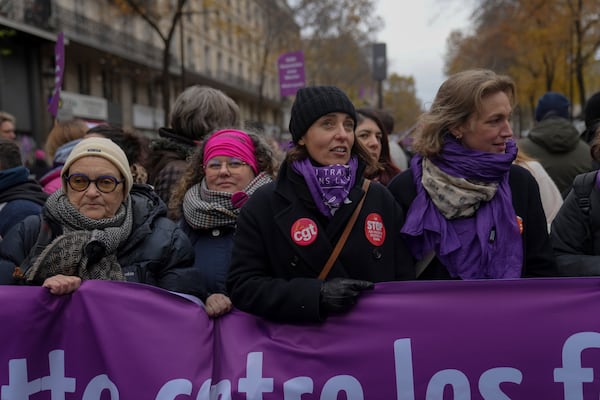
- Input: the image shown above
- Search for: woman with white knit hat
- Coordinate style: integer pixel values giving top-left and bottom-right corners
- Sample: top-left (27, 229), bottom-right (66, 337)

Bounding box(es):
top-left (0, 137), bottom-right (200, 296)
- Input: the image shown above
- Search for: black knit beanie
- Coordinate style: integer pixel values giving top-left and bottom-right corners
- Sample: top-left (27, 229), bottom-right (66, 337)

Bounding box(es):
top-left (288, 86), bottom-right (357, 143)
top-left (585, 91), bottom-right (600, 130)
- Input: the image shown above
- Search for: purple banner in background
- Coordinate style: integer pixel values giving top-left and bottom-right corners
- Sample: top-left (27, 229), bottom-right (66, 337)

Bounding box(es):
top-left (2, 278), bottom-right (600, 398)
top-left (278, 51), bottom-right (305, 97)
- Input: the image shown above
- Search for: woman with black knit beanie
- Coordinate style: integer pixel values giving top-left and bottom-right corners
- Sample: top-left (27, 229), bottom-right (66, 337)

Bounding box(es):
top-left (226, 85), bottom-right (415, 323)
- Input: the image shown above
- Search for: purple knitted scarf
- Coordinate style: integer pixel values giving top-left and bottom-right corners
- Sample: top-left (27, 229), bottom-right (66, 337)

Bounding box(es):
top-left (292, 156), bottom-right (358, 218)
top-left (402, 134), bottom-right (523, 279)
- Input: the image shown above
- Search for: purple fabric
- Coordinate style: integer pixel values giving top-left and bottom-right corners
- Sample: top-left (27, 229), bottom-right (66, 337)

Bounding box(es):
top-left (292, 156), bottom-right (358, 218)
top-left (402, 135), bottom-right (522, 278)
top-left (3, 279), bottom-right (600, 398)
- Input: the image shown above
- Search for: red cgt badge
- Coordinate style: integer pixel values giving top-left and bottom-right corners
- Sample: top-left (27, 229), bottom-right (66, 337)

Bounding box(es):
top-left (291, 218), bottom-right (318, 246)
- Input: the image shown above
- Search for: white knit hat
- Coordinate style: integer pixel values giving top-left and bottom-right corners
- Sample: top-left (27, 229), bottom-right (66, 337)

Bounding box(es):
top-left (61, 137), bottom-right (133, 195)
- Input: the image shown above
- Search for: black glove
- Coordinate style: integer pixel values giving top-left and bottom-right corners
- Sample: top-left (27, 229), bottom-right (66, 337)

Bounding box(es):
top-left (319, 278), bottom-right (374, 315)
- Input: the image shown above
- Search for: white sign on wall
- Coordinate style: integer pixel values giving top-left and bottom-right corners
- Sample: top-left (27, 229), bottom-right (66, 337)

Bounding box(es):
top-left (59, 91), bottom-right (108, 121)
top-left (133, 104), bottom-right (164, 130)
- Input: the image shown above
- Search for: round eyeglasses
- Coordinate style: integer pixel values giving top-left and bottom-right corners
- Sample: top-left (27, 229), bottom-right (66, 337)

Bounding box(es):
top-left (203, 158), bottom-right (249, 174)
top-left (65, 173), bottom-right (124, 193)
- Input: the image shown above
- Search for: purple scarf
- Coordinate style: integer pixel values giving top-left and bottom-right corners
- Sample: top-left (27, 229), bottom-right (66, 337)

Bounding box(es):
top-left (292, 156), bottom-right (358, 218)
top-left (402, 135), bottom-right (523, 279)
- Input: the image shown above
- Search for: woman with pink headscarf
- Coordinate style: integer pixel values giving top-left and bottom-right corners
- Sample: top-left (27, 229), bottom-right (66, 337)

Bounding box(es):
top-left (169, 129), bottom-right (277, 317)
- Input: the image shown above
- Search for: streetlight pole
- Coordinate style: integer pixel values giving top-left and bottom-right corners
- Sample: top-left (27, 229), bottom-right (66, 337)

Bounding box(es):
top-left (372, 43), bottom-right (387, 109)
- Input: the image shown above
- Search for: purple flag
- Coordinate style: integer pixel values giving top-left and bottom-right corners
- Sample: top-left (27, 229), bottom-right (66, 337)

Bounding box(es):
top-left (47, 32), bottom-right (65, 117)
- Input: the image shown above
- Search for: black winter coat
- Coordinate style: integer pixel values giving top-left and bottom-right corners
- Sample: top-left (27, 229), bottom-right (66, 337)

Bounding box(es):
top-left (387, 164), bottom-right (557, 279)
top-left (226, 161), bottom-right (415, 323)
top-left (551, 170), bottom-right (600, 275)
top-left (0, 184), bottom-right (201, 296)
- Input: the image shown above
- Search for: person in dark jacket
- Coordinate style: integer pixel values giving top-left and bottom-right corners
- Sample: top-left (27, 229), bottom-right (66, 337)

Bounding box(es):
top-left (0, 137), bottom-right (199, 296)
top-left (581, 90), bottom-right (600, 145)
top-left (169, 129), bottom-right (276, 317)
top-left (226, 86), bottom-right (415, 323)
top-left (388, 69), bottom-right (557, 280)
top-left (551, 128), bottom-right (600, 275)
top-left (146, 85), bottom-right (241, 216)
top-left (0, 138), bottom-right (48, 238)
top-left (518, 91), bottom-right (592, 195)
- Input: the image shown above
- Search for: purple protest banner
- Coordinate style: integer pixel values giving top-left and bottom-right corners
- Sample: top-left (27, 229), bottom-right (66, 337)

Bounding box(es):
top-left (2, 278), bottom-right (600, 398)
top-left (47, 32), bottom-right (65, 117)
top-left (278, 51), bottom-right (305, 97)
top-left (0, 282), bottom-right (214, 399)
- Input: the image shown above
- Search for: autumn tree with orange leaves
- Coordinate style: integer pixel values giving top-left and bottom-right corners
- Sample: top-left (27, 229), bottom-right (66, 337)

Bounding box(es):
top-left (445, 0), bottom-right (600, 125)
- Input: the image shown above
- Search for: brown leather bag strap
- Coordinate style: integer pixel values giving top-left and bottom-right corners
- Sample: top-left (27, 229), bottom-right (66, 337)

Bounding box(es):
top-left (318, 179), bottom-right (371, 280)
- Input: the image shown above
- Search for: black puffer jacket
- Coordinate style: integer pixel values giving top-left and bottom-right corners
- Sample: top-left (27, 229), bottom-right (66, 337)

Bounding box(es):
top-left (0, 184), bottom-right (200, 296)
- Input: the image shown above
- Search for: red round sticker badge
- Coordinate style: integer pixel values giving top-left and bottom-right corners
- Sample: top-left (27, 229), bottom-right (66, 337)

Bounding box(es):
top-left (516, 215), bottom-right (524, 234)
top-left (291, 218), bottom-right (318, 246)
top-left (364, 213), bottom-right (386, 246)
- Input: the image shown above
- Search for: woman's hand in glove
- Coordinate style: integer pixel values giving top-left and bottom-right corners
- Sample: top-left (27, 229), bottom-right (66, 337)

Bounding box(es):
top-left (319, 278), bottom-right (374, 315)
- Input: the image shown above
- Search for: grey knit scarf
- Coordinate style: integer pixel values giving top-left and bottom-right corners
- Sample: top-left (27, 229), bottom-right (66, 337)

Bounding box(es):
top-left (182, 172), bottom-right (272, 230)
top-left (24, 189), bottom-right (133, 284)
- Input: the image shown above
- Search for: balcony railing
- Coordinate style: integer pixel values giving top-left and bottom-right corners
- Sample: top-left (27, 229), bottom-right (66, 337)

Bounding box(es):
top-left (53, 4), bottom-right (165, 69)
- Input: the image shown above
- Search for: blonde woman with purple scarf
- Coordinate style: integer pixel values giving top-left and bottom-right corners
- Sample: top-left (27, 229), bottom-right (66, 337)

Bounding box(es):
top-left (388, 69), bottom-right (557, 280)
top-left (226, 86), bottom-right (415, 323)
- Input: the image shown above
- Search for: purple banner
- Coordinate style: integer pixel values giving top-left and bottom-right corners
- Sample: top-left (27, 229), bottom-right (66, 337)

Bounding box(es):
top-left (47, 32), bottom-right (65, 117)
top-left (278, 51), bottom-right (305, 97)
top-left (2, 278), bottom-right (600, 398)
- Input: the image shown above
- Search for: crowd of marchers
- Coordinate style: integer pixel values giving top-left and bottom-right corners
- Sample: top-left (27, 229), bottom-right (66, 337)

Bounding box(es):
top-left (1, 69), bottom-right (600, 323)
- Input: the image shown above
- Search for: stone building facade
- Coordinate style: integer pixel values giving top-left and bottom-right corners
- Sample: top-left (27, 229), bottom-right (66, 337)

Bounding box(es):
top-left (0, 0), bottom-right (299, 146)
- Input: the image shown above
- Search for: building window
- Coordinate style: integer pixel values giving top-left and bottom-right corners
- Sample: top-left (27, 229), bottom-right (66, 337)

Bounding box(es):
top-left (77, 63), bottom-right (90, 95)
top-left (187, 37), bottom-right (194, 69)
top-left (131, 78), bottom-right (138, 104)
top-left (227, 18), bottom-right (233, 47)
top-left (204, 45), bottom-right (211, 73)
top-left (147, 83), bottom-right (155, 108)
top-left (102, 69), bottom-right (113, 101)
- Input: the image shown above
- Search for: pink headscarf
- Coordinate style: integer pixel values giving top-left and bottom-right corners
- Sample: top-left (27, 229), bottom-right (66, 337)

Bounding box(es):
top-left (203, 129), bottom-right (258, 174)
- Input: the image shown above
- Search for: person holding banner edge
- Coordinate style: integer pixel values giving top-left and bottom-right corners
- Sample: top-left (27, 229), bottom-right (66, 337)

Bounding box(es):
top-left (0, 137), bottom-right (200, 296)
top-left (387, 69), bottom-right (557, 279)
top-left (226, 85), bottom-right (415, 323)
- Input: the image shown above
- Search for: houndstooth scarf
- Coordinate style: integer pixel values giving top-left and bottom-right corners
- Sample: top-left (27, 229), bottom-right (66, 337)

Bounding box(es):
top-left (182, 172), bottom-right (272, 230)
top-left (24, 189), bottom-right (133, 284)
